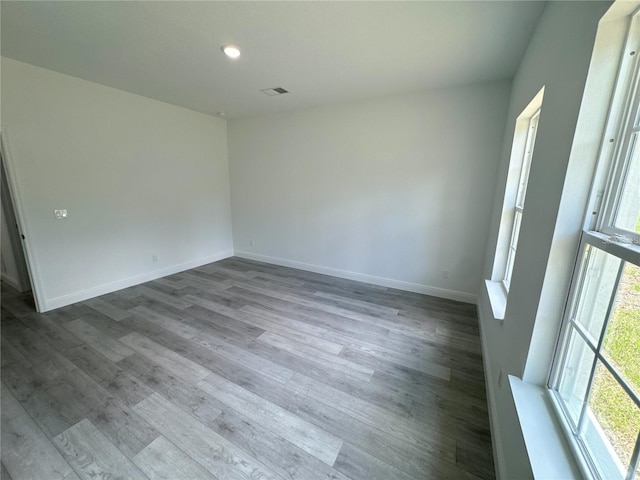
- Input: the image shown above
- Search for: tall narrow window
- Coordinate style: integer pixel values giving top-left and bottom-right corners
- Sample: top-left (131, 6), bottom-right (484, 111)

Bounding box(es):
top-left (485, 90), bottom-right (544, 320)
top-left (550, 11), bottom-right (640, 480)
top-left (503, 109), bottom-right (541, 290)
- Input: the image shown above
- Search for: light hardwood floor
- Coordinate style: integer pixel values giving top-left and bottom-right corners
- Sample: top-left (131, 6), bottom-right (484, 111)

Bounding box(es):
top-left (0, 257), bottom-right (495, 480)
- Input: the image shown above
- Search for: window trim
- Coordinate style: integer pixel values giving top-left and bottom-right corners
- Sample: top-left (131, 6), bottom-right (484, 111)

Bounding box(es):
top-left (548, 232), bottom-right (640, 480)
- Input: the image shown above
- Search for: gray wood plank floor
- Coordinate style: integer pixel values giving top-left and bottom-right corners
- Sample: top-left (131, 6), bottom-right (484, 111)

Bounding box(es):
top-left (1, 257), bottom-right (494, 480)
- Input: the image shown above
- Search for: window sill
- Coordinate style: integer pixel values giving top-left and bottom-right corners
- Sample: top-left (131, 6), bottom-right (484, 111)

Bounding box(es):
top-left (509, 376), bottom-right (583, 479)
top-left (485, 280), bottom-right (506, 320)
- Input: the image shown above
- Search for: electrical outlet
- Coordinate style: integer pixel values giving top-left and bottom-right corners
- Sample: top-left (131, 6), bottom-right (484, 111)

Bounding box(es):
top-left (442, 270), bottom-right (450, 279)
top-left (250, 240), bottom-right (255, 247)
top-left (54, 209), bottom-right (68, 219)
top-left (152, 255), bottom-right (158, 263)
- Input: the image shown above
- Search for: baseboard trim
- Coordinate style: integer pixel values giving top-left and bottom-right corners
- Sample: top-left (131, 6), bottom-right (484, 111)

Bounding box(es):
top-left (1, 271), bottom-right (22, 291)
top-left (42, 250), bottom-right (234, 312)
top-left (234, 251), bottom-right (477, 304)
top-left (478, 305), bottom-right (507, 480)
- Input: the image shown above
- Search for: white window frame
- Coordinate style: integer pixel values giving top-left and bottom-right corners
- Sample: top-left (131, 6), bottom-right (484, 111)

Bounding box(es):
top-left (549, 9), bottom-right (640, 480)
top-left (503, 109), bottom-right (541, 291)
top-left (549, 232), bottom-right (640, 480)
top-left (593, 12), bottom-right (640, 242)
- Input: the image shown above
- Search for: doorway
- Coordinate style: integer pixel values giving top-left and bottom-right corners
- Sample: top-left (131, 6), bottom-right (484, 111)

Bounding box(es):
top-left (1, 130), bottom-right (41, 311)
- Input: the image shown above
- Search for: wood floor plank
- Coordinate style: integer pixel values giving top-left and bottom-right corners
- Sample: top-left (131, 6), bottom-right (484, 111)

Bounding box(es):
top-left (1, 382), bottom-right (25, 422)
top-left (1, 386), bottom-right (76, 480)
top-left (19, 313), bottom-right (84, 351)
top-left (225, 287), bottom-right (402, 348)
top-left (133, 393), bottom-right (280, 480)
top-left (2, 415), bottom-right (74, 480)
top-left (135, 285), bottom-right (192, 310)
top-left (191, 332), bottom-right (295, 384)
top-left (127, 305), bottom-right (199, 339)
top-left (247, 338), bottom-right (371, 388)
top-left (65, 344), bottom-right (154, 407)
top-left (83, 297), bottom-right (131, 321)
top-left (293, 393), bottom-right (463, 480)
top-left (2, 297), bottom-right (35, 318)
top-left (53, 419), bottom-right (149, 480)
top-left (248, 270), bottom-right (306, 288)
top-left (257, 331), bottom-right (373, 381)
top-left (210, 409), bottom-right (351, 480)
top-left (85, 394), bottom-right (159, 458)
top-left (3, 327), bottom-right (76, 380)
top-left (237, 308), bottom-right (344, 355)
top-left (75, 308), bottom-right (133, 339)
top-left (182, 304), bottom-right (263, 347)
top-left (0, 338), bottom-right (32, 368)
top-left (197, 371), bottom-right (343, 466)
top-left (64, 319), bottom-right (135, 362)
top-left (287, 372), bottom-right (456, 449)
top-left (119, 332), bottom-right (210, 384)
top-left (133, 435), bottom-right (218, 480)
top-left (1, 363), bottom-right (86, 439)
top-left (117, 353), bottom-right (225, 428)
top-left (240, 305), bottom-right (338, 341)
top-left (151, 276), bottom-right (190, 291)
top-left (23, 362), bottom-right (159, 458)
top-left (313, 291), bottom-right (400, 317)
top-left (333, 442), bottom-right (415, 480)
top-left (228, 283), bottom-right (390, 326)
top-left (181, 292), bottom-right (244, 318)
top-left (176, 271), bottom-right (233, 291)
top-left (339, 343), bottom-right (451, 381)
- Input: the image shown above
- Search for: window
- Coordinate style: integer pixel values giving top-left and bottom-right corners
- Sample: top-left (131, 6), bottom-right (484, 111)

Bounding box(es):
top-left (550, 11), bottom-right (640, 480)
top-left (503, 109), bottom-right (541, 290)
top-left (485, 89), bottom-right (544, 320)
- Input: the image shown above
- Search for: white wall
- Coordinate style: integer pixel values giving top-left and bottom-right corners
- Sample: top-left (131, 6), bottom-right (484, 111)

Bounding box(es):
top-left (1, 58), bottom-right (233, 311)
top-left (229, 82), bottom-right (511, 302)
top-left (478, 2), bottom-right (613, 479)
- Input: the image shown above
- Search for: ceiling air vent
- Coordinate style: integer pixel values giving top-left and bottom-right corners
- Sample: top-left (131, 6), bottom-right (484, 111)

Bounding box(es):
top-left (260, 87), bottom-right (289, 96)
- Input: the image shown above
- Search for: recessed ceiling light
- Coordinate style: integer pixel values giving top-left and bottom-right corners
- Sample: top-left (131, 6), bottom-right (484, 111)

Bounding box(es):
top-left (222, 45), bottom-right (241, 59)
top-left (216, 112), bottom-right (227, 117)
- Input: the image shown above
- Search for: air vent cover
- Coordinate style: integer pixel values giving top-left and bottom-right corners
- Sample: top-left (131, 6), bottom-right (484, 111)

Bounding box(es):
top-left (260, 87), bottom-right (289, 96)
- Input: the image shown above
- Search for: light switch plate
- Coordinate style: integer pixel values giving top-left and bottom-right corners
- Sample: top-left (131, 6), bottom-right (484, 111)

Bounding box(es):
top-left (54, 209), bottom-right (68, 219)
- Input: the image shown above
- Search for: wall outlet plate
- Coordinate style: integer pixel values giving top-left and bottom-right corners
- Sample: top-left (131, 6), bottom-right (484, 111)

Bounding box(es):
top-left (54, 209), bottom-right (68, 219)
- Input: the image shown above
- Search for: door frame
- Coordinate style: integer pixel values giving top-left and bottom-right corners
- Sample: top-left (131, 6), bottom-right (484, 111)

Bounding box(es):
top-left (1, 126), bottom-right (46, 312)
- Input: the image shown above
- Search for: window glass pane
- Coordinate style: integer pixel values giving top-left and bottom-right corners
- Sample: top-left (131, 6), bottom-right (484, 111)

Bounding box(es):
top-left (515, 114), bottom-right (539, 208)
top-left (504, 248), bottom-right (515, 288)
top-left (573, 246), bottom-right (623, 345)
top-left (511, 210), bottom-right (522, 250)
top-left (614, 132), bottom-right (640, 233)
top-left (603, 262), bottom-right (640, 398)
top-left (503, 211), bottom-right (522, 288)
top-left (558, 328), bottom-right (595, 426)
top-left (586, 362), bottom-right (640, 479)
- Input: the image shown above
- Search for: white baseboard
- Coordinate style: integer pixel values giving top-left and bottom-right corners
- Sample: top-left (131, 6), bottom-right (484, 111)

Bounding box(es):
top-left (42, 250), bottom-right (234, 312)
top-left (1, 271), bottom-right (22, 291)
top-left (478, 305), bottom-right (507, 480)
top-left (234, 250), bottom-right (477, 304)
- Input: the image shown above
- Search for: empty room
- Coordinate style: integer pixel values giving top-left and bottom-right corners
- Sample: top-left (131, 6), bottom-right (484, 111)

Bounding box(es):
top-left (1, 1), bottom-right (639, 479)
